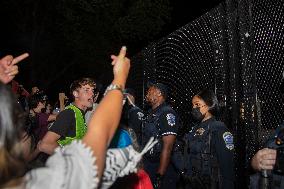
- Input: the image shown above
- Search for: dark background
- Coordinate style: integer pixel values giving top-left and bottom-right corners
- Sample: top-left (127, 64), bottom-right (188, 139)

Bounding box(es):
top-left (136, 1), bottom-right (284, 188)
top-left (0, 0), bottom-right (222, 101)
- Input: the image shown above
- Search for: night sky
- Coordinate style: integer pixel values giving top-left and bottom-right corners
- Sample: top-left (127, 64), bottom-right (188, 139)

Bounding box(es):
top-left (0, 0), bottom-right (222, 101)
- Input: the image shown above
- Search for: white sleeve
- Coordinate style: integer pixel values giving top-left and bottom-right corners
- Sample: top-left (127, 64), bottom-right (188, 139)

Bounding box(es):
top-left (100, 138), bottom-right (158, 189)
top-left (25, 141), bottom-right (99, 189)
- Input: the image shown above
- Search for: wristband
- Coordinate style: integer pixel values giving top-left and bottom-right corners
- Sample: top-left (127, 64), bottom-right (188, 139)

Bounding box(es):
top-left (104, 84), bottom-right (123, 96)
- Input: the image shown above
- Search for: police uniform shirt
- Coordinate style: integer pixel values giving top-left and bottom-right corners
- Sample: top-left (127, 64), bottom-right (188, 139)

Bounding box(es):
top-left (151, 103), bottom-right (178, 137)
top-left (143, 103), bottom-right (179, 189)
top-left (188, 117), bottom-right (234, 189)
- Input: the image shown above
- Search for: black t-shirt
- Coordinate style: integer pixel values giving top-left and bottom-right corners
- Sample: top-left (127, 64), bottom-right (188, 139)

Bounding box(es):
top-left (49, 108), bottom-right (85, 140)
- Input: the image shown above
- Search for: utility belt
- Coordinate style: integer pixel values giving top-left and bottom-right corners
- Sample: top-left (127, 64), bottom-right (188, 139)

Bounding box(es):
top-left (144, 137), bottom-right (184, 157)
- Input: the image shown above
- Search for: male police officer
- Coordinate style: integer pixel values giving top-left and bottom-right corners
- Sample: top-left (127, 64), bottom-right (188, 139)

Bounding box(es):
top-left (251, 123), bottom-right (284, 189)
top-left (142, 83), bottom-right (180, 189)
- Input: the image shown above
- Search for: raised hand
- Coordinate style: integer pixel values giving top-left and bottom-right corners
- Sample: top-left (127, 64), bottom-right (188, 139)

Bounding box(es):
top-left (110, 46), bottom-right (130, 88)
top-left (59, 92), bottom-right (67, 101)
top-left (0, 53), bottom-right (29, 84)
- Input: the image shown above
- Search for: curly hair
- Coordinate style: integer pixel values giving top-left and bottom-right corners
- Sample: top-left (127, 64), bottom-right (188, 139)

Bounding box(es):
top-left (69, 78), bottom-right (96, 100)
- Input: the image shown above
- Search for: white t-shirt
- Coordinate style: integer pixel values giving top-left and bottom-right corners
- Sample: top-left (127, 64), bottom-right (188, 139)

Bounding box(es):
top-left (85, 103), bottom-right (99, 125)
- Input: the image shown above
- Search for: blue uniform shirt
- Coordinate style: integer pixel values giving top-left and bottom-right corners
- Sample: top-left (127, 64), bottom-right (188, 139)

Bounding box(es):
top-left (186, 117), bottom-right (235, 189)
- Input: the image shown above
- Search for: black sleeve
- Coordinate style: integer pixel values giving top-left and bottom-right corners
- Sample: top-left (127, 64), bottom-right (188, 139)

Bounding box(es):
top-left (49, 109), bottom-right (75, 138)
top-left (213, 124), bottom-right (235, 189)
top-left (128, 107), bottom-right (144, 130)
top-left (159, 111), bottom-right (178, 136)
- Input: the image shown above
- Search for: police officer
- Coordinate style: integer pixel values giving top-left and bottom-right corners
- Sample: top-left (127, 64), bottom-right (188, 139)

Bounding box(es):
top-left (251, 123), bottom-right (284, 189)
top-left (142, 83), bottom-right (180, 189)
top-left (184, 89), bottom-right (234, 189)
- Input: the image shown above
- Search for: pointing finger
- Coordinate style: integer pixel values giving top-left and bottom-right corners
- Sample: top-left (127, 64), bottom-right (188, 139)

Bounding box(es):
top-left (11, 53), bottom-right (29, 65)
top-left (117, 46), bottom-right (127, 59)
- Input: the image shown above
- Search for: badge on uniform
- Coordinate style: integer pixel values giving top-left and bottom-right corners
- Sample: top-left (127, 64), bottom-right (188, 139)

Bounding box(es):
top-left (195, 128), bottom-right (205, 136)
top-left (223, 132), bottom-right (234, 150)
top-left (166, 113), bottom-right (176, 126)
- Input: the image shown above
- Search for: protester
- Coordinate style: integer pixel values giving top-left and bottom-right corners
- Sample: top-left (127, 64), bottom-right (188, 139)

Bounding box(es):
top-left (0, 47), bottom-right (157, 189)
top-left (38, 78), bottom-right (96, 154)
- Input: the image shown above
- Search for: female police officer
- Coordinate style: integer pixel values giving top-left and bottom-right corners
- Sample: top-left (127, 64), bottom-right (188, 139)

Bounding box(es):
top-left (184, 89), bottom-right (234, 189)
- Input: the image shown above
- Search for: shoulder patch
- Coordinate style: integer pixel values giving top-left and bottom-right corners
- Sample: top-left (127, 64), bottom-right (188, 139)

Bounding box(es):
top-left (166, 113), bottom-right (176, 126)
top-left (137, 112), bottom-right (144, 120)
top-left (223, 132), bottom-right (234, 150)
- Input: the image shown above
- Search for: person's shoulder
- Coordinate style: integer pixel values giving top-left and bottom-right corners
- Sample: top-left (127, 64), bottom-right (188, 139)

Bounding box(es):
top-left (213, 120), bottom-right (226, 127)
top-left (59, 109), bottom-right (75, 117)
top-left (160, 104), bottom-right (177, 116)
top-left (54, 109), bottom-right (75, 122)
top-left (211, 120), bottom-right (228, 132)
top-left (37, 112), bottom-right (49, 118)
top-left (129, 106), bottom-right (142, 113)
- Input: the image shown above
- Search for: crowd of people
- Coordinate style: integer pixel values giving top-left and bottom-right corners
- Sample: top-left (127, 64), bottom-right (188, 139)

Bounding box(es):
top-left (0, 48), bottom-right (283, 189)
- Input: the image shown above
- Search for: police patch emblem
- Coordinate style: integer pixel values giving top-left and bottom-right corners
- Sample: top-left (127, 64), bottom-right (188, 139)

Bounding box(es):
top-left (195, 128), bottom-right (205, 136)
top-left (166, 113), bottom-right (176, 126)
top-left (137, 112), bottom-right (144, 120)
top-left (223, 132), bottom-right (234, 150)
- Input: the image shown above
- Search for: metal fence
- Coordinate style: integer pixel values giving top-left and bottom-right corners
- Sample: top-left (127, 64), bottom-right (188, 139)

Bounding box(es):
top-left (129, 0), bottom-right (284, 188)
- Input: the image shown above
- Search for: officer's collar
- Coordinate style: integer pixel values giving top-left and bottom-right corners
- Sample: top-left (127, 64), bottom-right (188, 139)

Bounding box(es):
top-left (150, 102), bottom-right (167, 113)
top-left (200, 116), bottom-right (216, 127)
